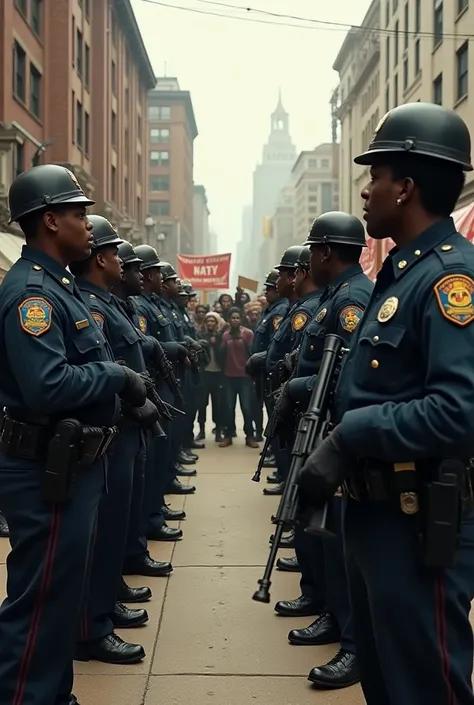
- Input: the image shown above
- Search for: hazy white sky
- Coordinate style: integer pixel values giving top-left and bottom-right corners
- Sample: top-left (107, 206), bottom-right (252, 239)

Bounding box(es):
top-left (131, 0), bottom-right (371, 252)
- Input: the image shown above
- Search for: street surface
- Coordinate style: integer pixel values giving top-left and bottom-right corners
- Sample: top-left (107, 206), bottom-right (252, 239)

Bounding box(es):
top-left (0, 432), bottom-right (365, 705)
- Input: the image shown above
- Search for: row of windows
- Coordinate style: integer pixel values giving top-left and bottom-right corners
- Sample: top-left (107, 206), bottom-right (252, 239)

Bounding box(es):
top-left (148, 106), bottom-right (171, 120)
top-left (385, 0), bottom-right (421, 33)
top-left (72, 21), bottom-right (91, 89)
top-left (12, 41), bottom-right (41, 119)
top-left (109, 166), bottom-right (143, 219)
top-left (149, 200), bottom-right (170, 217)
top-left (434, 0), bottom-right (469, 47)
top-left (307, 158), bottom-right (330, 169)
top-left (15, 0), bottom-right (42, 36)
top-left (361, 73), bottom-right (380, 116)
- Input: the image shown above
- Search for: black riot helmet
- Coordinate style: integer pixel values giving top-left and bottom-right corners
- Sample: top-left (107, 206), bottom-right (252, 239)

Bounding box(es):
top-left (118, 241), bottom-right (142, 265)
top-left (354, 103), bottom-right (472, 171)
top-left (8, 164), bottom-right (95, 223)
top-left (264, 269), bottom-right (279, 288)
top-left (295, 247), bottom-right (311, 269)
top-left (134, 244), bottom-right (162, 270)
top-left (179, 280), bottom-right (197, 297)
top-left (275, 245), bottom-right (304, 271)
top-left (303, 212), bottom-right (367, 248)
top-left (160, 262), bottom-right (178, 281)
top-left (88, 215), bottom-right (123, 250)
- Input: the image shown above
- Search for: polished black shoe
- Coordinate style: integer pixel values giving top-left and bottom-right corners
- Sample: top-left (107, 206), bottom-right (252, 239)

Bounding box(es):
top-left (123, 552), bottom-right (173, 577)
top-left (274, 595), bottom-right (322, 617)
top-left (266, 472), bottom-right (281, 484)
top-left (117, 577), bottom-right (152, 604)
top-left (183, 448), bottom-right (199, 459)
top-left (263, 456), bottom-right (277, 469)
top-left (288, 613), bottom-right (340, 645)
top-left (112, 602), bottom-right (149, 628)
top-left (69, 696), bottom-right (79, 705)
top-left (165, 478), bottom-right (196, 495)
top-left (190, 440), bottom-right (205, 449)
top-left (195, 430), bottom-right (205, 441)
top-left (162, 505), bottom-right (186, 521)
top-left (75, 633), bottom-right (145, 664)
top-left (263, 482), bottom-right (285, 496)
top-left (277, 555), bottom-right (300, 572)
top-left (269, 529), bottom-right (295, 549)
top-left (178, 451), bottom-right (197, 465)
top-left (0, 511), bottom-right (9, 538)
top-left (175, 463), bottom-right (197, 477)
top-left (147, 524), bottom-right (183, 541)
top-left (255, 433), bottom-right (264, 442)
top-left (308, 649), bottom-right (359, 689)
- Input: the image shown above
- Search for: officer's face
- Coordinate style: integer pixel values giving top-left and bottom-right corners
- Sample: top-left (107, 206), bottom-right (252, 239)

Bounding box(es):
top-left (361, 164), bottom-right (402, 239)
top-left (265, 287), bottom-right (278, 304)
top-left (164, 278), bottom-right (179, 298)
top-left (123, 262), bottom-right (142, 296)
top-left (45, 206), bottom-right (93, 261)
top-left (276, 270), bottom-right (295, 298)
top-left (100, 245), bottom-right (122, 287)
top-left (294, 266), bottom-right (307, 296)
top-left (309, 244), bottom-right (330, 286)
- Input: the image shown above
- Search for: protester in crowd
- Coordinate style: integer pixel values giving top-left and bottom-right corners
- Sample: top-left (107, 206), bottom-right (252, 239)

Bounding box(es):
top-left (196, 312), bottom-right (224, 441)
top-left (244, 303), bottom-right (262, 331)
top-left (219, 307), bottom-right (259, 449)
top-left (218, 293), bottom-right (234, 321)
top-left (193, 304), bottom-right (209, 334)
top-left (213, 301), bottom-right (224, 316)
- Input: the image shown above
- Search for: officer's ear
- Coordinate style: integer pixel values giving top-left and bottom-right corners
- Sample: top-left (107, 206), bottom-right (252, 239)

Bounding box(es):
top-left (320, 244), bottom-right (332, 263)
top-left (43, 208), bottom-right (67, 233)
top-left (96, 251), bottom-right (107, 270)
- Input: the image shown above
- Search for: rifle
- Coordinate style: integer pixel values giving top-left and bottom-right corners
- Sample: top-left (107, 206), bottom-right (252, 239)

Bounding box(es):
top-left (150, 343), bottom-right (184, 406)
top-left (252, 333), bottom-right (347, 604)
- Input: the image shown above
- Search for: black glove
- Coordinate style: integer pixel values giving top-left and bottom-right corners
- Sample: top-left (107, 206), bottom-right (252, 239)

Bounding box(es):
top-left (246, 351), bottom-right (267, 378)
top-left (176, 343), bottom-right (189, 363)
top-left (198, 339), bottom-right (210, 350)
top-left (298, 427), bottom-right (352, 503)
top-left (119, 366), bottom-right (148, 407)
top-left (125, 398), bottom-right (160, 427)
top-left (184, 335), bottom-right (201, 353)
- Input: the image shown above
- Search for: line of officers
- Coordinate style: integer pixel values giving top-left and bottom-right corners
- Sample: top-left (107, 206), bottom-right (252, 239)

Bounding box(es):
top-left (0, 163), bottom-right (211, 705)
top-left (248, 101), bottom-right (474, 705)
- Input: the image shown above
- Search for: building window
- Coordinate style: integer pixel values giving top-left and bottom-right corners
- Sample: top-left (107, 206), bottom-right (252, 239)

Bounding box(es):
top-left (111, 61), bottom-right (117, 95)
top-left (111, 165), bottom-right (117, 202)
top-left (85, 44), bottom-right (90, 89)
top-left (13, 142), bottom-right (24, 180)
top-left (308, 183), bottom-right (318, 192)
top-left (385, 0), bottom-right (390, 26)
top-left (137, 196), bottom-right (142, 224)
top-left (76, 101), bottom-right (83, 147)
top-left (72, 17), bottom-right (75, 66)
top-left (321, 183), bottom-right (333, 213)
top-left (150, 128), bottom-right (169, 144)
top-left (31, 0), bottom-right (42, 35)
top-left (125, 88), bottom-right (129, 114)
top-left (84, 111), bottom-right (90, 154)
top-left (308, 196), bottom-right (318, 203)
top-left (149, 175), bottom-right (170, 191)
top-left (385, 37), bottom-right (390, 79)
top-left (308, 159), bottom-right (317, 167)
top-left (13, 41), bottom-right (26, 102)
top-left (393, 0), bottom-right (398, 11)
top-left (124, 177), bottom-right (129, 210)
top-left (457, 42), bottom-right (468, 100)
top-left (29, 64), bottom-right (41, 118)
top-left (434, 0), bottom-right (443, 47)
top-left (110, 10), bottom-right (118, 46)
top-left (394, 21), bottom-right (399, 65)
top-left (394, 73), bottom-right (399, 106)
top-left (15, 0), bottom-right (27, 16)
top-left (148, 105), bottom-right (171, 120)
top-left (433, 73), bottom-right (443, 104)
top-left (76, 29), bottom-right (83, 76)
top-left (72, 90), bottom-right (75, 142)
top-left (149, 200), bottom-right (170, 217)
top-left (415, 0), bottom-right (421, 31)
top-left (415, 39), bottom-right (421, 74)
top-left (321, 159), bottom-right (330, 167)
top-left (458, 0), bottom-right (468, 13)
top-left (149, 150), bottom-right (169, 167)
top-left (385, 85), bottom-right (390, 112)
top-left (111, 111), bottom-right (117, 146)
top-left (403, 57), bottom-right (409, 89)
top-left (137, 153), bottom-right (141, 176)
top-left (85, 0), bottom-right (90, 20)
top-left (124, 129), bottom-right (129, 162)
top-left (404, 4), bottom-right (409, 48)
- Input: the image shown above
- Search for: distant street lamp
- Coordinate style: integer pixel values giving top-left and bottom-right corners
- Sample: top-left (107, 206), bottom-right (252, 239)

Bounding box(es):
top-left (157, 231), bottom-right (166, 255)
top-left (144, 215), bottom-right (155, 242)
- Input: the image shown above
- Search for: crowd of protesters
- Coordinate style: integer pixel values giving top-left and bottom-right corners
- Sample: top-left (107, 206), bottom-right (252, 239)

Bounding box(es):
top-left (186, 287), bottom-right (267, 448)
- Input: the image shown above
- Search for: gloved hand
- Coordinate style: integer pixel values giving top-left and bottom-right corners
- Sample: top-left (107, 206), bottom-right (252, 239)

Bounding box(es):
top-left (184, 335), bottom-right (201, 352)
top-left (125, 398), bottom-right (160, 427)
top-left (246, 351), bottom-right (267, 377)
top-left (176, 343), bottom-right (189, 363)
top-left (298, 427), bottom-right (352, 503)
top-left (119, 366), bottom-right (148, 407)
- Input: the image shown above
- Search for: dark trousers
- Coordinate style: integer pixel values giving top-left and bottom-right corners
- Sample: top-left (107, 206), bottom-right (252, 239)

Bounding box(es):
top-left (294, 525), bottom-right (326, 606)
top-left (323, 497), bottom-right (355, 653)
top-left (224, 376), bottom-right (254, 438)
top-left (124, 430), bottom-right (148, 560)
top-left (0, 452), bottom-right (104, 705)
top-left (182, 374), bottom-right (198, 449)
top-left (142, 429), bottom-right (171, 533)
top-left (79, 428), bottom-right (140, 643)
top-left (198, 371), bottom-right (223, 432)
top-left (345, 499), bottom-right (474, 705)
top-left (251, 383), bottom-right (264, 436)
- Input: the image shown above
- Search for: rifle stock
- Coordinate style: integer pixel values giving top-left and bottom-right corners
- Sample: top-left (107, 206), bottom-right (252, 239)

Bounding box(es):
top-left (252, 333), bottom-right (347, 604)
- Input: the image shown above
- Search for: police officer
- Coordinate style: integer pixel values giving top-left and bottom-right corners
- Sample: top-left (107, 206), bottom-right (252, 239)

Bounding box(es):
top-left (275, 211), bottom-right (373, 690)
top-left (0, 165), bottom-right (147, 705)
top-left (71, 216), bottom-right (173, 664)
top-left (299, 103), bottom-right (474, 704)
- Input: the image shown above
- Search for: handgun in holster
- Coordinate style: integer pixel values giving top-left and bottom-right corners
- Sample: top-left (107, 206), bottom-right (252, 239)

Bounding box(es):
top-left (43, 419), bottom-right (83, 503)
top-left (420, 459), bottom-right (464, 569)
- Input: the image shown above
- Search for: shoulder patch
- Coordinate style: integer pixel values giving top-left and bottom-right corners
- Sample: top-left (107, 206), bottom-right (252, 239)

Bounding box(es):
top-left (273, 315), bottom-right (283, 330)
top-left (339, 305), bottom-right (364, 333)
top-left (138, 315), bottom-right (148, 333)
top-left (291, 312), bottom-right (309, 331)
top-left (433, 274), bottom-right (474, 326)
top-left (18, 297), bottom-right (52, 337)
top-left (91, 312), bottom-right (105, 330)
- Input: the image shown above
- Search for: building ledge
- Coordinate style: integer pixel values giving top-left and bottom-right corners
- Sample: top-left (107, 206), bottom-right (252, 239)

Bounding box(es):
top-left (114, 0), bottom-right (155, 89)
top-left (0, 125), bottom-right (23, 153)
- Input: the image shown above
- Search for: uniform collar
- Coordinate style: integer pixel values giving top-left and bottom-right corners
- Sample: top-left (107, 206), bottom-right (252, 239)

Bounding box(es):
top-left (298, 289), bottom-right (321, 304)
top-left (321, 264), bottom-right (362, 302)
top-left (21, 245), bottom-right (76, 294)
top-left (389, 218), bottom-right (456, 279)
top-left (75, 278), bottom-right (112, 302)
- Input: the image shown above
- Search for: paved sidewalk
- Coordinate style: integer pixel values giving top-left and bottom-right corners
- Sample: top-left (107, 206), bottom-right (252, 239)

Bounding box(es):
top-left (0, 434), bottom-right (365, 704)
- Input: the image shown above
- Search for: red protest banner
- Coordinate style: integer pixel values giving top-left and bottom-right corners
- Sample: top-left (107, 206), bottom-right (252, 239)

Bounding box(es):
top-left (177, 253), bottom-right (232, 290)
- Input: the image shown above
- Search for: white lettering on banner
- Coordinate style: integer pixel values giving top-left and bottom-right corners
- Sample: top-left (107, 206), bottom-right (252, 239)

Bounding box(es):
top-left (193, 265), bottom-right (219, 276)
